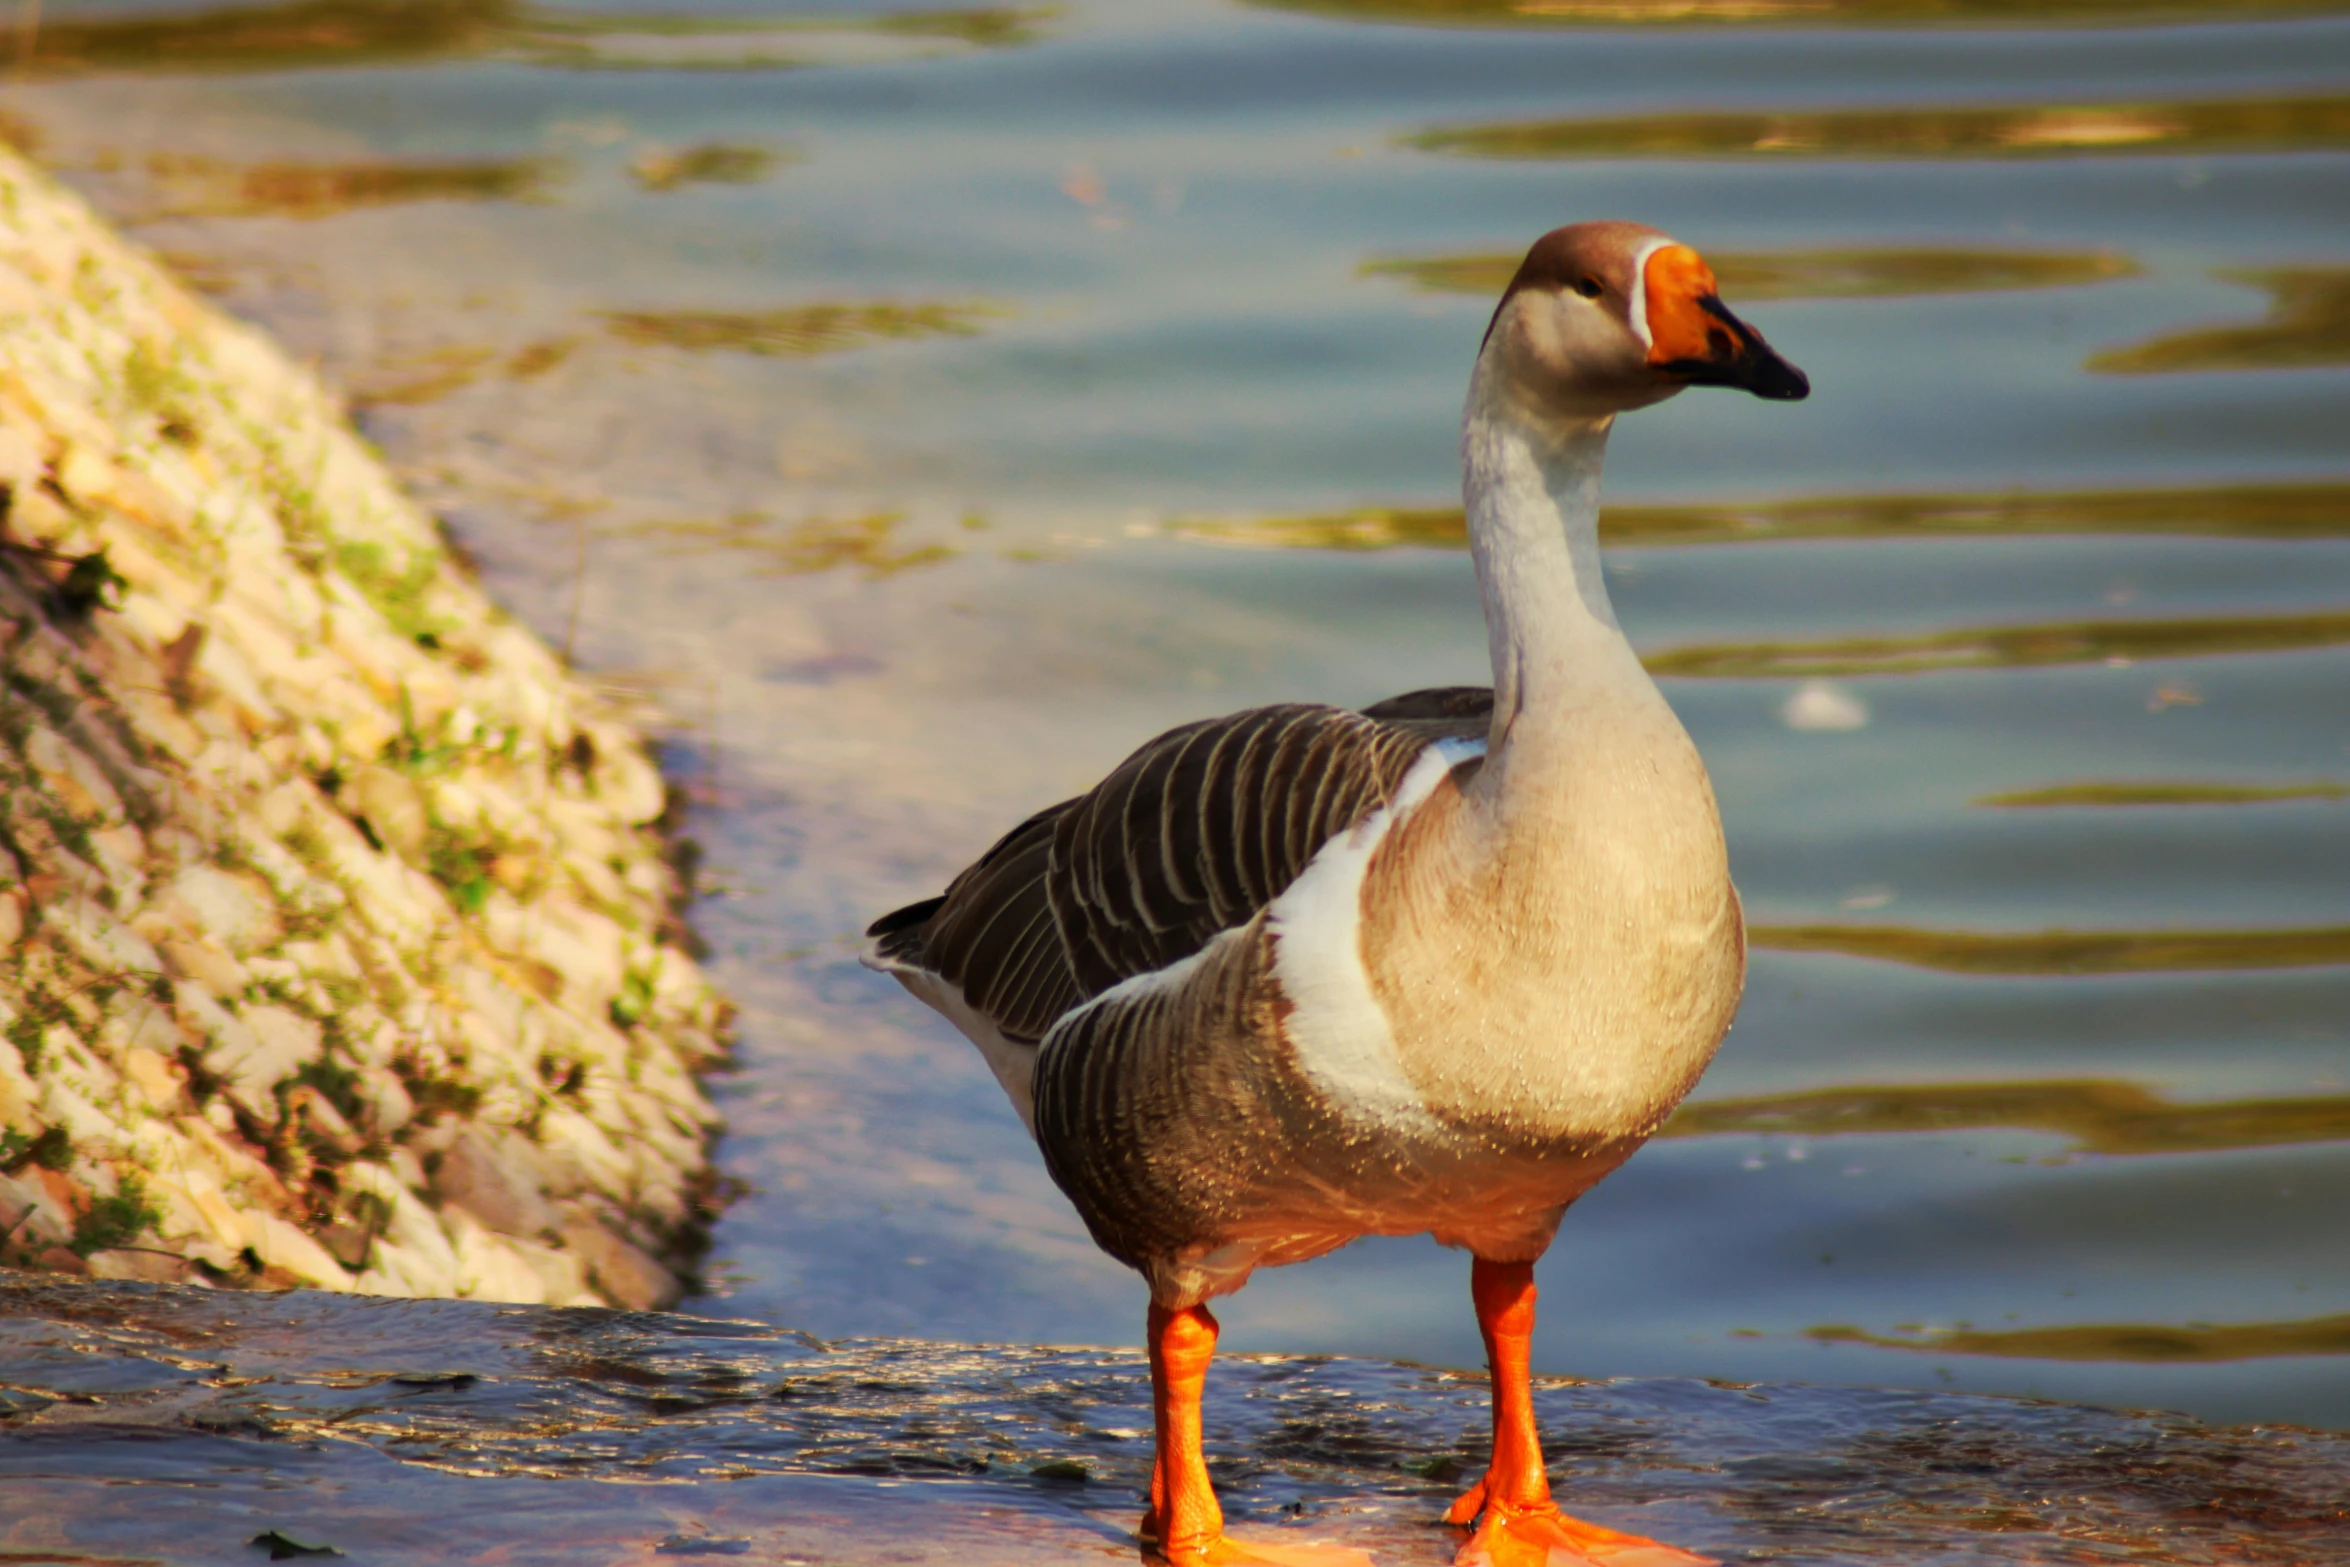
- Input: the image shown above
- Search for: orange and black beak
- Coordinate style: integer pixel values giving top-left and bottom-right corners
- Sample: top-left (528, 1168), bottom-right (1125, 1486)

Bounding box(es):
top-left (1643, 244), bottom-right (1809, 402)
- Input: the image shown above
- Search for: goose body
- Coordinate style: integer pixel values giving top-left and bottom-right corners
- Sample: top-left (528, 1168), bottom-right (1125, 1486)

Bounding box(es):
top-left (865, 221), bottom-right (1806, 1567)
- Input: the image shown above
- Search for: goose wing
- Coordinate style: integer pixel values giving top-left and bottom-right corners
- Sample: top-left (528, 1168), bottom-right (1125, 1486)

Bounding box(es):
top-left (865, 688), bottom-right (1491, 1043)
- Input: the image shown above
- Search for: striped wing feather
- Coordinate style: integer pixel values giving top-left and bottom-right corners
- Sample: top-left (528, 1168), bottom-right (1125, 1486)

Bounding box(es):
top-left (869, 689), bottom-right (1492, 1042)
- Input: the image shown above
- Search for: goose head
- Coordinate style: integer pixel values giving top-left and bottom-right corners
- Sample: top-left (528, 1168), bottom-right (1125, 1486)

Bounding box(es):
top-left (1477, 221), bottom-right (1809, 425)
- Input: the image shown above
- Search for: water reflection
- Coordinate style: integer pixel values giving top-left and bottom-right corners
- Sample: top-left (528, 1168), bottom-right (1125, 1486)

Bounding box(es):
top-left (1178, 481), bottom-right (2350, 553)
top-left (1747, 922), bottom-right (2350, 973)
top-left (1252, 0), bottom-right (2350, 27)
top-left (1664, 1077), bottom-right (2350, 1156)
top-left (13, 0), bottom-right (1048, 78)
top-left (600, 302), bottom-right (1004, 357)
top-left (1362, 247), bottom-right (2138, 300)
top-left (1811, 1315), bottom-right (2350, 1362)
top-left (2090, 267), bottom-right (2350, 374)
top-left (1408, 93), bottom-right (2350, 160)
top-left (1646, 607), bottom-right (2350, 677)
top-left (1976, 780), bottom-right (2349, 806)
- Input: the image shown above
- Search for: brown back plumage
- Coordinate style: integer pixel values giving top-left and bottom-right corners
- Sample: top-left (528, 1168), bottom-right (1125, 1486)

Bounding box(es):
top-left (867, 688), bottom-right (1493, 1042)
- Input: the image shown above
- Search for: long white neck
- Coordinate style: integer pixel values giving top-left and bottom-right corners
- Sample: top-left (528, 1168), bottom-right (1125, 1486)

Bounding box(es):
top-left (1460, 365), bottom-right (1652, 763)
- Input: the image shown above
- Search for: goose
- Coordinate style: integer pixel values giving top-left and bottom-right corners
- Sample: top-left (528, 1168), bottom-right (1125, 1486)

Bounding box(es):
top-left (865, 221), bottom-right (1807, 1567)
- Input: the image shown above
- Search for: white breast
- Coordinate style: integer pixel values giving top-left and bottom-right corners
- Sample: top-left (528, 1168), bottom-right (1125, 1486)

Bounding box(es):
top-left (1264, 736), bottom-right (1484, 1138)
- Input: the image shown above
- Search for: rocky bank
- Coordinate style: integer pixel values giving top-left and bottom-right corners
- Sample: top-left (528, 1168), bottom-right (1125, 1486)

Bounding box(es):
top-left (0, 142), bottom-right (727, 1307)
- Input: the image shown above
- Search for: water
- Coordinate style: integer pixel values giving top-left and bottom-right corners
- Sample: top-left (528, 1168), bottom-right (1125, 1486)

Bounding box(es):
top-left (5, 1274), bottom-right (2348, 1563)
top-left (4, 0), bottom-right (2347, 1449)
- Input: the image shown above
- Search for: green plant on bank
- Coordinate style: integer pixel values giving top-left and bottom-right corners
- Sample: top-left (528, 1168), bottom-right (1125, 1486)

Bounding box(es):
top-left (119, 338), bottom-right (202, 430)
top-left (609, 961), bottom-right (657, 1028)
top-left (292, 1053), bottom-right (366, 1125)
top-left (70, 1170), bottom-right (163, 1256)
top-left (0, 1123), bottom-right (72, 1173)
top-left (425, 821), bottom-right (497, 914)
top-left (252, 433), bottom-right (334, 572)
top-left (7, 1001), bottom-right (56, 1075)
top-left (335, 539), bottom-right (453, 647)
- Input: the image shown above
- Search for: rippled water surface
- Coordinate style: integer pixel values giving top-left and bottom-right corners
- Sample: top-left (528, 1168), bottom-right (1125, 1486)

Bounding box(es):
top-left (6, 1276), bottom-right (2349, 1563)
top-left (6, 0), bottom-right (2347, 1440)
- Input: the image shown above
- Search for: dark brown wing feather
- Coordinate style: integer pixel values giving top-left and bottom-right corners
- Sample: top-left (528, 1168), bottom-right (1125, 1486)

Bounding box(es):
top-left (866, 688), bottom-right (1492, 1043)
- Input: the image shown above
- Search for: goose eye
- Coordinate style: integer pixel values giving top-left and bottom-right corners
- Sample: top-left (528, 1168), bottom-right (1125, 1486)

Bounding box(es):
top-left (1573, 276), bottom-right (1605, 300)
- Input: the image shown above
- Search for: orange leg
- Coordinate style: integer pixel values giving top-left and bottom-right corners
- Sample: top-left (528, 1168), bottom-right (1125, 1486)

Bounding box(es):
top-left (1444, 1259), bottom-right (1712, 1567)
top-left (1142, 1302), bottom-right (1227, 1563)
top-left (1138, 1304), bottom-right (1374, 1567)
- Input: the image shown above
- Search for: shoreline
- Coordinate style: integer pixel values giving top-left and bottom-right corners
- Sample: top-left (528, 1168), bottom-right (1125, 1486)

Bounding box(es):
top-left (0, 141), bottom-right (729, 1308)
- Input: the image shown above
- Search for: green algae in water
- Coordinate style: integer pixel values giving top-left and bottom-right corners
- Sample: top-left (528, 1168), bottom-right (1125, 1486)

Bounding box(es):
top-left (1176, 481), bottom-right (2350, 553)
top-left (1975, 780), bottom-right (2350, 807)
top-left (1360, 246), bottom-right (2140, 300)
top-left (1406, 92), bottom-right (2350, 160)
top-left (1810, 1314), bottom-right (2350, 1362)
top-left (12, 0), bottom-right (1051, 77)
top-left (1663, 1077), bottom-right (2350, 1156)
top-left (1248, 0), bottom-right (2350, 28)
top-left (1642, 608), bottom-right (2350, 678)
top-left (629, 143), bottom-right (787, 193)
top-left (617, 512), bottom-right (955, 579)
top-left (1744, 922), bottom-right (2350, 974)
top-left (599, 302), bottom-right (1003, 357)
top-left (2088, 267), bottom-right (2350, 375)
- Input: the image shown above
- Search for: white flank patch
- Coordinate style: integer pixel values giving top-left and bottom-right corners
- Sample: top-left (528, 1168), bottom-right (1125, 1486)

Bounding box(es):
top-left (1266, 737), bottom-right (1484, 1135)
top-left (1624, 234), bottom-right (1674, 352)
top-left (893, 967), bottom-right (1045, 1137)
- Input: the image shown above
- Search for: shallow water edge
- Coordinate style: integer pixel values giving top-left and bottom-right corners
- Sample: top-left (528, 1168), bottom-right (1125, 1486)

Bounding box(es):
top-left (2, 1272), bottom-right (2345, 1565)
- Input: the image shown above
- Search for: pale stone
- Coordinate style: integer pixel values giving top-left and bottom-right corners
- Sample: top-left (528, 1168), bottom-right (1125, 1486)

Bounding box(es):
top-left (87, 1248), bottom-right (186, 1283)
top-left (597, 737), bottom-right (667, 826)
top-left (449, 1210), bottom-right (546, 1304)
top-left (537, 1107), bottom-right (632, 1201)
top-left (162, 864), bottom-right (281, 954)
top-left (154, 933), bottom-right (250, 997)
top-left (23, 726), bottom-right (126, 823)
top-left (203, 1001), bottom-right (317, 1108)
top-left (249, 1210), bottom-right (354, 1291)
top-left (376, 1186), bottom-right (460, 1280)
top-left (120, 1045), bottom-right (183, 1111)
top-left (510, 1235), bottom-right (589, 1305)
top-left (42, 1074), bottom-right (117, 1148)
top-left (358, 1071), bottom-right (412, 1134)
top-left (433, 1124), bottom-right (555, 1239)
top-left (0, 1031), bottom-right (37, 1126)
top-left (361, 1239), bottom-right (449, 1298)
top-left (0, 1169), bottom-right (72, 1246)
top-left (190, 627), bottom-right (278, 731)
top-left (85, 823), bottom-right (148, 899)
top-left (560, 1215), bottom-right (680, 1310)
top-left (45, 894), bottom-right (162, 979)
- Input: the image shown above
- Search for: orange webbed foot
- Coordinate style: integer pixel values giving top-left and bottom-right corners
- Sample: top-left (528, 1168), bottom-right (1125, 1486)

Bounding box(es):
top-left (1452, 1498), bottom-right (1712, 1567)
top-left (1139, 1522), bottom-right (1376, 1567)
